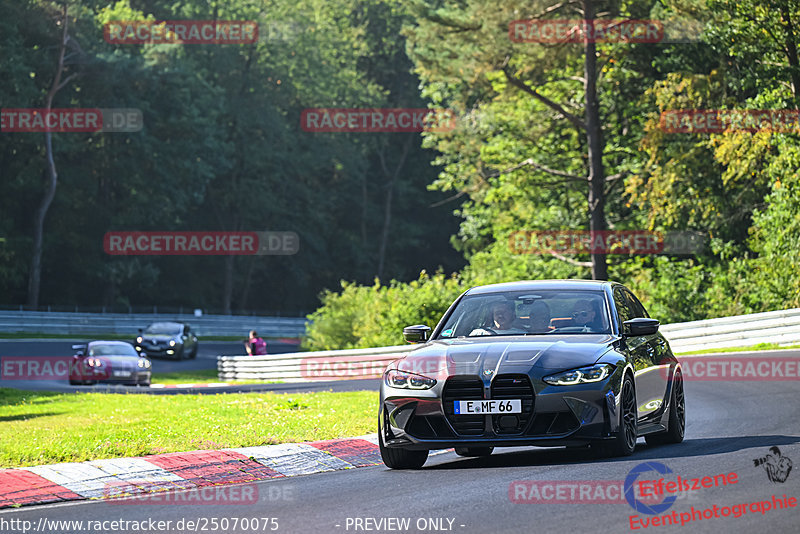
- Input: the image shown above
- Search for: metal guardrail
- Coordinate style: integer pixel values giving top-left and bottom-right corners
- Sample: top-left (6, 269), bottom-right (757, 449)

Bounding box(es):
top-left (217, 308), bottom-right (800, 382)
top-left (0, 310), bottom-right (307, 338)
top-left (218, 345), bottom-right (415, 382)
top-left (659, 307), bottom-right (800, 353)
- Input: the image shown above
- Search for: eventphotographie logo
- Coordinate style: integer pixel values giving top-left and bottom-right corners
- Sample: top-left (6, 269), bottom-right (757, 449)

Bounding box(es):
top-left (103, 231), bottom-right (299, 256)
top-left (300, 108), bottom-right (456, 133)
top-left (104, 21), bottom-right (258, 44)
top-left (1, 109), bottom-right (143, 133)
top-left (753, 447), bottom-right (793, 483)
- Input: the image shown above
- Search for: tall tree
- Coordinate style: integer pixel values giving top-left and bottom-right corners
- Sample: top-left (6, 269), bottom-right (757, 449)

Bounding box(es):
top-left (28, 2), bottom-right (81, 307)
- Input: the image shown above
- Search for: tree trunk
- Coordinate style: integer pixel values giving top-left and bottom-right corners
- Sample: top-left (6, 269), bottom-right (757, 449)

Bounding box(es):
top-left (583, 0), bottom-right (608, 280)
top-left (238, 255), bottom-right (257, 312)
top-left (779, 2), bottom-right (800, 106)
top-left (376, 137), bottom-right (412, 279)
top-left (27, 5), bottom-right (74, 307)
top-left (223, 254), bottom-right (235, 314)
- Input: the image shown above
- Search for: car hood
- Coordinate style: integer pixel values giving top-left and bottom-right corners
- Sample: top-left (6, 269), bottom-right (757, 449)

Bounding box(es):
top-left (93, 355), bottom-right (142, 367)
top-left (141, 334), bottom-right (179, 341)
top-left (394, 335), bottom-right (617, 379)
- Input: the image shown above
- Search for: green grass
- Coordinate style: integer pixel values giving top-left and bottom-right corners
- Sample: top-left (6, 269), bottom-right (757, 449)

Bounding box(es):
top-left (676, 342), bottom-right (800, 356)
top-left (150, 369), bottom-right (269, 385)
top-left (151, 369), bottom-right (221, 384)
top-left (0, 388), bottom-right (377, 468)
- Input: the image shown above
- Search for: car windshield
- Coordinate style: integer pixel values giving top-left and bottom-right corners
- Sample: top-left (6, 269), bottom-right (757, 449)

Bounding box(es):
top-left (144, 323), bottom-right (181, 335)
top-left (436, 290), bottom-right (612, 338)
top-left (89, 343), bottom-right (138, 357)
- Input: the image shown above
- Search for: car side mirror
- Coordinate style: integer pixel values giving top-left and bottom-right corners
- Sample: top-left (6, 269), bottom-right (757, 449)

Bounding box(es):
top-left (623, 318), bottom-right (660, 337)
top-left (403, 325), bottom-right (431, 344)
top-left (138, 328), bottom-right (143, 334)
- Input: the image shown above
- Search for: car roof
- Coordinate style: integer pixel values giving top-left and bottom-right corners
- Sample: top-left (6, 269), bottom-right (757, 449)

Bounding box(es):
top-left (464, 279), bottom-right (616, 295)
top-left (146, 321), bottom-right (183, 327)
top-left (88, 340), bottom-right (133, 346)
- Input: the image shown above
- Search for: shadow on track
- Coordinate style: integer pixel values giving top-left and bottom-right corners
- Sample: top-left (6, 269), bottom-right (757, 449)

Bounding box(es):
top-left (422, 434), bottom-right (800, 471)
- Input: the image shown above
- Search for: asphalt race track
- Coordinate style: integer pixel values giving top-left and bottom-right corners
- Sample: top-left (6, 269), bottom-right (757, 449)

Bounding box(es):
top-left (1, 350), bottom-right (799, 533)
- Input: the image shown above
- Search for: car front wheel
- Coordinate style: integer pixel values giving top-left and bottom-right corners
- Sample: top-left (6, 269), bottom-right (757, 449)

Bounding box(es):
top-left (645, 370), bottom-right (685, 446)
top-left (598, 374), bottom-right (637, 457)
top-left (379, 426), bottom-right (428, 469)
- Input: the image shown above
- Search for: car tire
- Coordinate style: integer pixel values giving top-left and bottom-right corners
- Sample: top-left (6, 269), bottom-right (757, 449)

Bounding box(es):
top-left (454, 447), bottom-right (493, 457)
top-left (69, 379), bottom-right (81, 386)
top-left (378, 425), bottom-right (428, 469)
top-left (176, 346), bottom-right (185, 360)
top-left (598, 374), bottom-right (637, 457)
top-left (190, 345), bottom-right (198, 359)
top-left (645, 370), bottom-right (685, 446)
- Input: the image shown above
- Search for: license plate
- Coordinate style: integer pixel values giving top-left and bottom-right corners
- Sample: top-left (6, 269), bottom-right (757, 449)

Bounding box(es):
top-left (454, 399), bottom-right (522, 415)
top-left (113, 371), bottom-right (131, 377)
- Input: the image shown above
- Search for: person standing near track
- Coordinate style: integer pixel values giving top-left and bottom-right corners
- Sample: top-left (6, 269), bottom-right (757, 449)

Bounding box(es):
top-left (244, 330), bottom-right (268, 355)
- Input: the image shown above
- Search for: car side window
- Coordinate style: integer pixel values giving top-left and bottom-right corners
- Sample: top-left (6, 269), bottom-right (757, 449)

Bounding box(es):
top-left (614, 287), bottom-right (632, 329)
top-left (624, 290), bottom-right (649, 319)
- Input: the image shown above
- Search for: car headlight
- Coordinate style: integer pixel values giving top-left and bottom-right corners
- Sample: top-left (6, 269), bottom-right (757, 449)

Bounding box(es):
top-left (385, 369), bottom-right (437, 390)
top-left (85, 358), bottom-right (103, 368)
top-left (136, 336), bottom-right (143, 343)
top-left (543, 364), bottom-right (613, 386)
top-left (169, 340), bottom-right (176, 346)
top-left (138, 359), bottom-right (151, 369)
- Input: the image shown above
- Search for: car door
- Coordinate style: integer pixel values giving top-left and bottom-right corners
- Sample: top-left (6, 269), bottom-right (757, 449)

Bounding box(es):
top-left (622, 288), bottom-right (668, 421)
top-left (182, 324), bottom-right (194, 352)
top-left (613, 287), bottom-right (656, 422)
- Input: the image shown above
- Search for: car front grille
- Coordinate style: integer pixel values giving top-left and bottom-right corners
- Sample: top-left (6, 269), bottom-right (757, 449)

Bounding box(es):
top-left (491, 374), bottom-right (534, 434)
top-left (442, 377), bottom-right (485, 436)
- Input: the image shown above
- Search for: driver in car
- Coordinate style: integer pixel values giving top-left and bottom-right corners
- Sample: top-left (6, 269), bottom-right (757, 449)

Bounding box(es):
top-left (571, 299), bottom-right (602, 332)
top-left (469, 301), bottom-right (526, 336)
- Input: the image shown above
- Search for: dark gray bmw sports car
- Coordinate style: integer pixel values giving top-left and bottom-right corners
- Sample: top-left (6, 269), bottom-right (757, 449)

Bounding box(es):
top-left (379, 280), bottom-right (685, 469)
